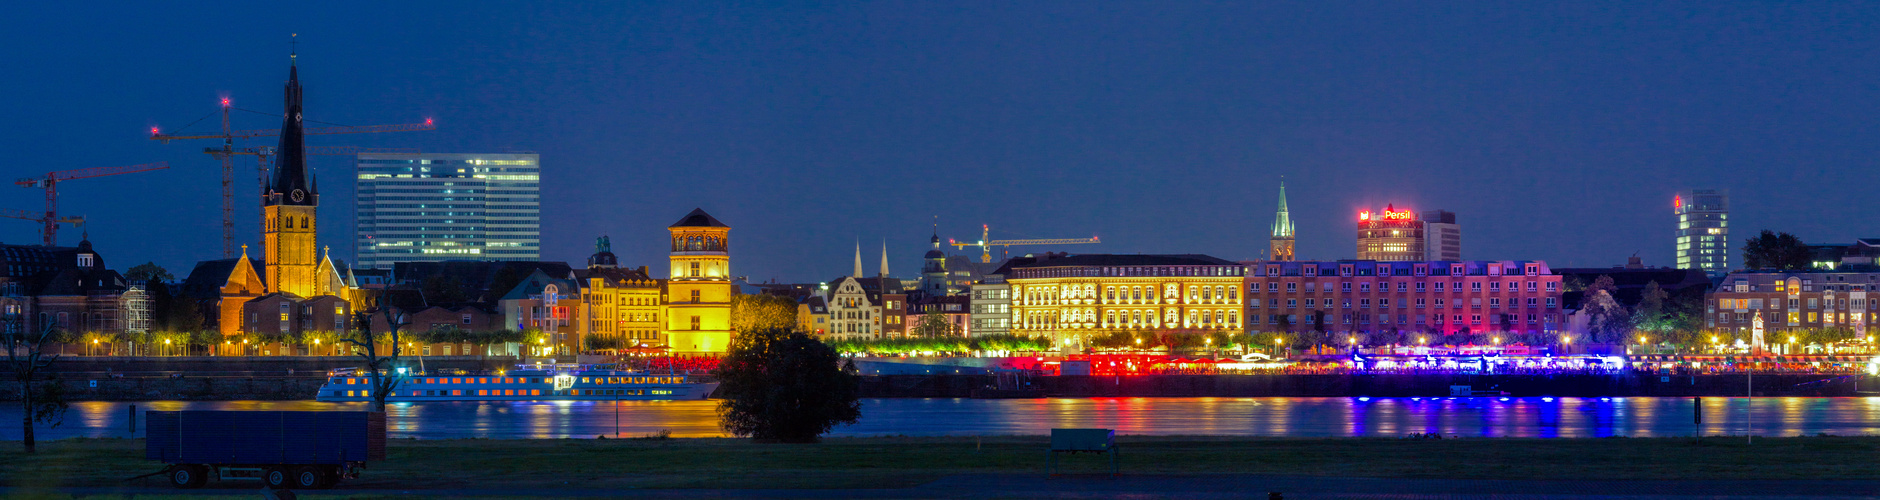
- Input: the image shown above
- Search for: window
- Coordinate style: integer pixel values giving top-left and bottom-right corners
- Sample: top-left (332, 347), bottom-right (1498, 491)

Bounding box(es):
top-left (689, 262), bottom-right (700, 277)
top-left (1471, 282), bottom-right (1483, 292)
top-left (461, 314), bottom-right (472, 324)
top-left (1416, 282), bottom-right (1426, 292)
top-left (690, 316), bottom-right (701, 330)
top-left (1360, 283), bottom-right (1371, 293)
top-left (1397, 282), bottom-right (1407, 292)
top-left (691, 290), bottom-right (701, 302)
top-left (1341, 282), bottom-right (1352, 292)
top-left (1434, 282), bottom-right (1445, 292)
top-left (1416, 298), bottom-right (1425, 308)
top-left (1285, 282), bottom-right (1296, 292)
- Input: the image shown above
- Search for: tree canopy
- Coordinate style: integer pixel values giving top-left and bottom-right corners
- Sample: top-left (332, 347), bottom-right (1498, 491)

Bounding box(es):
top-left (123, 262), bottom-right (173, 283)
top-left (730, 294), bottom-right (798, 333)
top-left (1743, 230), bottom-right (1811, 270)
top-left (714, 327), bottom-right (860, 443)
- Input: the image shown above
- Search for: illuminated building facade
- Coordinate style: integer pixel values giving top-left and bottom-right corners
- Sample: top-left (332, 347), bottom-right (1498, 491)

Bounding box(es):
top-left (355, 153), bottom-right (542, 269)
top-left (1269, 183), bottom-right (1295, 261)
top-left (666, 209), bottom-right (733, 353)
top-left (1002, 254), bottom-right (1246, 346)
top-left (1675, 189), bottom-right (1729, 276)
top-left (577, 236), bottom-right (665, 349)
top-left (1246, 260), bottom-right (1564, 336)
top-left (1706, 271), bottom-right (1877, 341)
top-left (1356, 205), bottom-right (1424, 261)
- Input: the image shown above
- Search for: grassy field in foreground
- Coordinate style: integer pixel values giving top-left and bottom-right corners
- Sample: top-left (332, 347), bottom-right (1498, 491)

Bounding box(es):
top-left (4, 435), bottom-right (1878, 491)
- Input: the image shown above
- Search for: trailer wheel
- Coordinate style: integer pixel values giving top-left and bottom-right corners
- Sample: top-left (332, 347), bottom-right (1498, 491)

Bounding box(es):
top-left (293, 466), bottom-right (329, 489)
top-left (264, 467), bottom-right (290, 489)
top-left (169, 465), bottom-right (207, 489)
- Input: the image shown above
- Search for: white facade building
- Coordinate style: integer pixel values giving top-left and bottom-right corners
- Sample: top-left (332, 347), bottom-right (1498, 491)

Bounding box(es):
top-left (355, 153), bottom-right (541, 268)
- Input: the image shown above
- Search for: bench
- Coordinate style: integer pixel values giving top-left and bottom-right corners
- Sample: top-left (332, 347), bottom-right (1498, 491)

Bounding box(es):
top-left (1048, 428), bottom-right (1118, 476)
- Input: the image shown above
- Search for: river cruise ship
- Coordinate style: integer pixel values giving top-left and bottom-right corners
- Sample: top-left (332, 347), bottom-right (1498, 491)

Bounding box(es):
top-left (314, 363), bottom-right (718, 402)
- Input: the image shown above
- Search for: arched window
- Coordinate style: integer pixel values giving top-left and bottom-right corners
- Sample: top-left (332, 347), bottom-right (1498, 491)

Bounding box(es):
top-left (1202, 287), bottom-right (1212, 301)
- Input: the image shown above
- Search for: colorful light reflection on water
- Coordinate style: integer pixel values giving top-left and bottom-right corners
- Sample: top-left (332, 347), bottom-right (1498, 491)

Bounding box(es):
top-left (8, 397), bottom-right (1880, 440)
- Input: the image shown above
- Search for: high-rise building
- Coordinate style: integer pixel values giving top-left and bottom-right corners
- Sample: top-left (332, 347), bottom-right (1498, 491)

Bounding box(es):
top-left (354, 153), bottom-right (541, 269)
top-left (1270, 183), bottom-right (1295, 261)
top-left (1356, 204), bottom-right (1424, 261)
top-left (1674, 189), bottom-right (1729, 276)
top-left (1422, 210), bottom-right (1460, 261)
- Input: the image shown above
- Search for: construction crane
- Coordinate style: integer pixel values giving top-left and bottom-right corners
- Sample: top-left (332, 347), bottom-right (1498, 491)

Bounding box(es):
top-left (15, 162), bottom-right (168, 246)
top-left (0, 209), bottom-right (84, 246)
top-left (949, 224), bottom-right (1100, 263)
top-left (149, 96), bottom-right (434, 257)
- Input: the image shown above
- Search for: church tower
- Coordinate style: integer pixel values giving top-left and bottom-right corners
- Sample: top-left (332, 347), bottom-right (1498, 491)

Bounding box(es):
top-left (920, 230), bottom-right (948, 296)
top-left (1269, 182), bottom-right (1295, 261)
top-left (665, 208), bottom-right (732, 352)
top-left (263, 52), bottom-right (319, 297)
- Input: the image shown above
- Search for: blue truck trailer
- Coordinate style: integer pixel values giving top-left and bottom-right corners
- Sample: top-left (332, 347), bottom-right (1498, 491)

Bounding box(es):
top-left (143, 411), bottom-right (386, 489)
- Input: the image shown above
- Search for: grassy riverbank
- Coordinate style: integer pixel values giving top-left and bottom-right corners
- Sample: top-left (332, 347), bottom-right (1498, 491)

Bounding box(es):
top-left (5, 435), bottom-right (1877, 491)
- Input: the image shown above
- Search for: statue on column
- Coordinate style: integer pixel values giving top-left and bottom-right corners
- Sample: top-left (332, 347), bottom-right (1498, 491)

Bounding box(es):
top-left (1751, 311), bottom-right (1766, 354)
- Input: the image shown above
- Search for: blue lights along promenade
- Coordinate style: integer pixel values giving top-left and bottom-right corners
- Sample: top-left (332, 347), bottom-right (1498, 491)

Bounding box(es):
top-left (10, 397), bottom-right (1880, 440)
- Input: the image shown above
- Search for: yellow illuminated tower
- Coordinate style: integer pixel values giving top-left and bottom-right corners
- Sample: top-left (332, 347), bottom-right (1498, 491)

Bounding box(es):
top-left (665, 208), bottom-right (733, 352)
top-left (263, 53), bottom-right (319, 298)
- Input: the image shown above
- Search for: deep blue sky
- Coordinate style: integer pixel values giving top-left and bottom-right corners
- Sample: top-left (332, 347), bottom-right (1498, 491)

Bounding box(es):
top-left (4, 2), bottom-right (1878, 283)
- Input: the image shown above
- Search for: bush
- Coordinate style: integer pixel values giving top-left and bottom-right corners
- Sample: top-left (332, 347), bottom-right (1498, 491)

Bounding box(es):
top-left (714, 327), bottom-right (860, 443)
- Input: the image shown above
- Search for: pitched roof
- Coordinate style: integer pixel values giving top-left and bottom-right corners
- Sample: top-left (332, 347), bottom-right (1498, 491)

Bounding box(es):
top-left (181, 258), bottom-right (244, 300)
top-left (669, 208), bottom-right (729, 228)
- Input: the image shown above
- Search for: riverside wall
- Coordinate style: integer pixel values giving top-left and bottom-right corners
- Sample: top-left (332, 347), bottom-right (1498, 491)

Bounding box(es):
top-left (859, 373), bottom-right (1864, 398)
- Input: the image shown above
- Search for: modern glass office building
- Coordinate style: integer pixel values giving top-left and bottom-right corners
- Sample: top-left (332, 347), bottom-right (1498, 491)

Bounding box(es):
top-left (1674, 188), bottom-right (1728, 277)
top-left (355, 153), bottom-right (541, 269)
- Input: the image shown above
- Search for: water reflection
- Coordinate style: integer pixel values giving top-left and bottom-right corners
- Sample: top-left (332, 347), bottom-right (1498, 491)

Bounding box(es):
top-left (10, 397), bottom-right (1880, 441)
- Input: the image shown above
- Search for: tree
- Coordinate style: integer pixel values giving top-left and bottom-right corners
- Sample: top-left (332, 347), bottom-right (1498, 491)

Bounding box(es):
top-left (1632, 281), bottom-right (1670, 338)
top-left (714, 327), bottom-right (860, 443)
top-left (342, 308), bottom-right (408, 412)
top-left (911, 313), bottom-right (951, 338)
top-left (1743, 230), bottom-right (1812, 271)
top-left (730, 294), bottom-right (798, 333)
top-left (5, 320), bottom-right (68, 453)
top-left (1581, 275), bottom-right (1631, 344)
top-left (123, 262), bottom-right (174, 284)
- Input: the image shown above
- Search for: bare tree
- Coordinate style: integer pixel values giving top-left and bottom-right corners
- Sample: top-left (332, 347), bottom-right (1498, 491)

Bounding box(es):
top-left (342, 308), bottom-right (410, 412)
top-left (4, 320), bottom-right (68, 453)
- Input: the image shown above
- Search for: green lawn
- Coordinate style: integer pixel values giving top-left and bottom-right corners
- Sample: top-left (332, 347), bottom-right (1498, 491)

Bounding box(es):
top-left (4, 435), bottom-right (1877, 492)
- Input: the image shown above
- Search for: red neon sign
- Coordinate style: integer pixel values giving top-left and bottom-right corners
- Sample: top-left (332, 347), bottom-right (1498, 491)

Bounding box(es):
top-left (1380, 209), bottom-right (1413, 220)
top-left (1358, 210), bottom-right (1371, 221)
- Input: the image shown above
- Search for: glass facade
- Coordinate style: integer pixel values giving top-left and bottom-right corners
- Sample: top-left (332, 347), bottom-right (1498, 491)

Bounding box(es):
top-left (1675, 189), bottom-right (1728, 277)
top-left (355, 153), bottom-right (541, 269)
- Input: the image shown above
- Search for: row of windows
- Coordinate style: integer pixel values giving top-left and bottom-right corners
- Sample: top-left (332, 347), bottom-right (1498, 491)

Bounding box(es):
top-left (1263, 313), bottom-right (1557, 325)
top-left (1256, 280), bottom-right (1558, 293)
top-left (1257, 297), bottom-right (1559, 309)
top-left (1257, 263), bottom-right (1544, 278)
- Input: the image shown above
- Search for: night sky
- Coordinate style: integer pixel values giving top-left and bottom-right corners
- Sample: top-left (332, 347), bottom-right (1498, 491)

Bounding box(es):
top-left (5, 2), bottom-right (1878, 283)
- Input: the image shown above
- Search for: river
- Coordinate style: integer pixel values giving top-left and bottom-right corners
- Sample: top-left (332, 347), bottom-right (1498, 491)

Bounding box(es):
top-left (5, 397), bottom-right (1880, 440)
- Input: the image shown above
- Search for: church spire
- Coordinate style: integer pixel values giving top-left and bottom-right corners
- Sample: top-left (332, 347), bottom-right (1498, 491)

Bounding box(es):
top-left (266, 37), bottom-right (314, 207)
top-left (1269, 181), bottom-right (1296, 261)
top-left (1272, 181), bottom-right (1294, 239)
top-left (853, 240), bottom-right (863, 277)
top-left (880, 240), bottom-right (890, 277)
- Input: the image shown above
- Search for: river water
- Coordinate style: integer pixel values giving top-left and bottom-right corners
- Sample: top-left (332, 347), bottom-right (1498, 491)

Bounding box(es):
top-left (5, 397), bottom-right (1880, 440)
